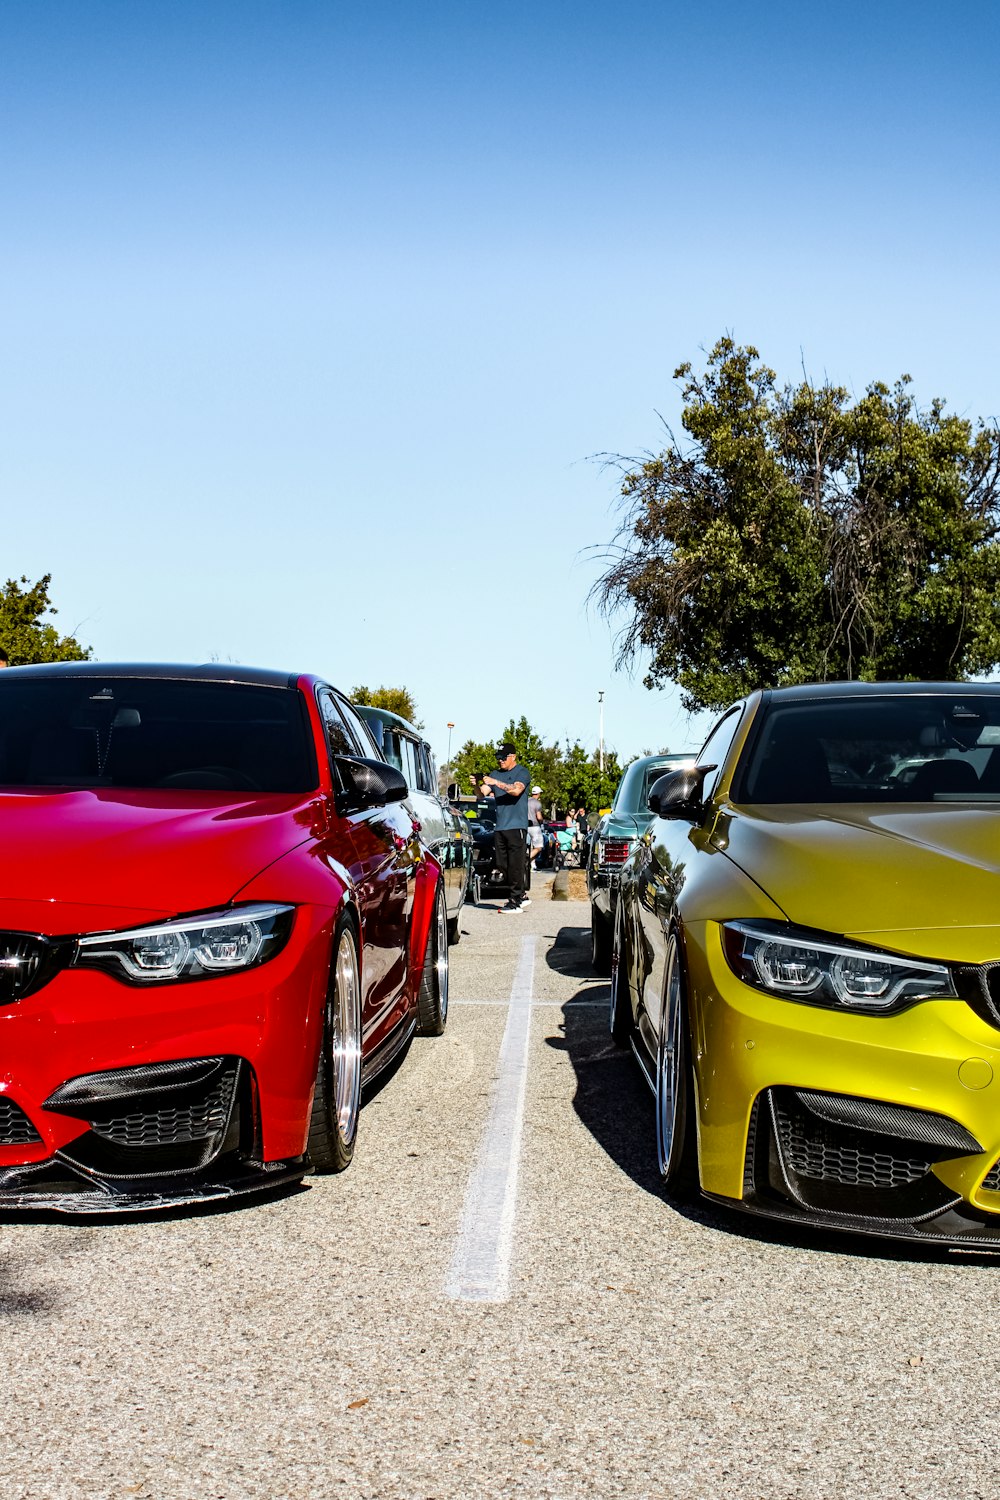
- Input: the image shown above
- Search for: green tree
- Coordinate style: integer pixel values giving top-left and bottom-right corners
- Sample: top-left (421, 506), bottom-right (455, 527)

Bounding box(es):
top-left (448, 738), bottom-right (497, 796)
top-left (549, 741), bottom-right (624, 815)
top-left (594, 338), bottom-right (1000, 711)
top-left (0, 574), bottom-right (91, 665)
top-left (448, 726), bottom-right (546, 799)
top-left (350, 684), bottom-right (422, 728)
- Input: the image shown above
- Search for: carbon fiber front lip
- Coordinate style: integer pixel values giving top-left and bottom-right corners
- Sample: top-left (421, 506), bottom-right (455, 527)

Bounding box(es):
top-left (0, 1156), bottom-right (306, 1216)
top-left (702, 1189), bottom-right (1000, 1251)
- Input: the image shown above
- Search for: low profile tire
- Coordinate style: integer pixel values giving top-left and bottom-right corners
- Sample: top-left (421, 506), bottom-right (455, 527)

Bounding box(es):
top-left (655, 934), bottom-right (699, 1200)
top-left (308, 916), bottom-right (362, 1174)
top-left (417, 884), bottom-right (449, 1036)
top-left (591, 905), bottom-right (612, 975)
top-left (609, 904), bottom-right (632, 1046)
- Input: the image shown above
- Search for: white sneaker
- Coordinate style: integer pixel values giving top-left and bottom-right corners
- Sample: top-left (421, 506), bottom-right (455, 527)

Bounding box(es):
top-left (520, 897), bottom-right (531, 907)
top-left (498, 901), bottom-right (522, 914)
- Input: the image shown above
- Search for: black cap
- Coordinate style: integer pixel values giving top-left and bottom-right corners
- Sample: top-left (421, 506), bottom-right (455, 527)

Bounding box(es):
top-left (496, 742), bottom-right (516, 759)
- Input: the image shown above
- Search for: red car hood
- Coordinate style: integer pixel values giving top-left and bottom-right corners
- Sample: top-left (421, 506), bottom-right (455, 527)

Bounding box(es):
top-left (0, 788), bottom-right (321, 935)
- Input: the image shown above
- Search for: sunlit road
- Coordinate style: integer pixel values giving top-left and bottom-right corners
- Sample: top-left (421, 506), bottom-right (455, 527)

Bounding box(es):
top-left (0, 890), bottom-right (998, 1499)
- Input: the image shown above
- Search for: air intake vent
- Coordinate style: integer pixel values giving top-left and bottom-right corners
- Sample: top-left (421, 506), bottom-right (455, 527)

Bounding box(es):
top-left (773, 1097), bottom-right (931, 1189)
top-left (982, 1159), bottom-right (1000, 1193)
top-left (90, 1069), bottom-right (235, 1148)
top-left (0, 1096), bottom-right (41, 1145)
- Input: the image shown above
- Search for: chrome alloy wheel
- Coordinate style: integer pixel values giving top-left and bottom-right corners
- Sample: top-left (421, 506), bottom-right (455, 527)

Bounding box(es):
top-left (655, 937), bottom-right (684, 1178)
top-left (609, 902), bottom-right (631, 1044)
top-left (417, 884), bottom-right (449, 1036)
top-left (434, 888), bottom-right (449, 1026)
top-left (331, 925), bottom-right (362, 1144)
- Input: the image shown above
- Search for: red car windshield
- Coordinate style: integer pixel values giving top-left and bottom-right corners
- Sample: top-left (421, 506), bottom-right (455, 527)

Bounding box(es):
top-left (0, 677), bottom-right (318, 792)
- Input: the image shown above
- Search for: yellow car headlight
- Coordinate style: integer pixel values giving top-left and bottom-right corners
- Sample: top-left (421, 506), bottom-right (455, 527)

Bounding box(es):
top-left (721, 921), bottom-right (957, 1014)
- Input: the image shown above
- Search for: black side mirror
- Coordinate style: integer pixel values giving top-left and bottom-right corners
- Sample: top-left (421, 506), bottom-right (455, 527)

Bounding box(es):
top-left (335, 755), bottom-right (408, 812)
top-left (648, 765), bottom-right (717, 821)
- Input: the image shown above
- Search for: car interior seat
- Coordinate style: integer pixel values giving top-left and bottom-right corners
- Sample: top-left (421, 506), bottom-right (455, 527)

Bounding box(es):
top-left (907, 758), bottom-right (980, 798)
top-left (746, 735), bottom-right (832, 803)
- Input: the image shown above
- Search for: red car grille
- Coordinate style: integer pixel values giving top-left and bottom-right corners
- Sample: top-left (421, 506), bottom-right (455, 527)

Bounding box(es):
top-left (0, 934), bottom-right (55, 1003)
top-left (0, 1097), bottom-right (41, 1145)
top-left (599, 837), bottom-right (632, 867)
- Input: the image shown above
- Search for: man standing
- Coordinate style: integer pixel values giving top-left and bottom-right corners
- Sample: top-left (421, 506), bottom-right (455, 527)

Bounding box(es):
top-left (480, 742), bottom-right (530, 912)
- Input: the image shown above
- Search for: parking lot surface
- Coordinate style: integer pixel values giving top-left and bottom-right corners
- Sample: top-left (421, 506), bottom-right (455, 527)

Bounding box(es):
top-left (1, 886), bottom-right (998, 1499)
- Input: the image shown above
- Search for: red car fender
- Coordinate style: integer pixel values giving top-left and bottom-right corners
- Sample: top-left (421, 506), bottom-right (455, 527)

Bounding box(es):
top-left (237, 847), bottom-right (363, 972)
top-left (408, 850), bottom-right (443, 996)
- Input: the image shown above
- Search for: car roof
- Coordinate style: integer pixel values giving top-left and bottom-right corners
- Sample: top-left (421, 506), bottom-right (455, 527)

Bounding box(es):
top-left (764, 680), bottom-right (1000, 702)
top-left (353, 703), bottom-right (422, 738)
top-left (0, 662), bottom-right (303, 689)
top-left (626, 751), bottom-right (696, 767)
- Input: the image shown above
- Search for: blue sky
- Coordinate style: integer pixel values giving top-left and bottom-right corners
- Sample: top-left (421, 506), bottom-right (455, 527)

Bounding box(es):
top-left (2, 1), bottom-right (998, 768)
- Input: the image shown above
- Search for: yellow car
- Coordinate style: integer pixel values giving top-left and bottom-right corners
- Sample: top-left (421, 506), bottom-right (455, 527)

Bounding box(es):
top-left (612, 681), bottom-right (1000, 1246)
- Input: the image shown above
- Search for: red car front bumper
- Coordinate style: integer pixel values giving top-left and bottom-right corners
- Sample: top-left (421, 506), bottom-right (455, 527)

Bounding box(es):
top-left (0, 904), bottom-right (336, 1212)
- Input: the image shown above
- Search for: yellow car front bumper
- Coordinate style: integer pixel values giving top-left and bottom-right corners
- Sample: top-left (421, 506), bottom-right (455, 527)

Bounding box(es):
top-left (685, 920), bottom-right (1000, 1243)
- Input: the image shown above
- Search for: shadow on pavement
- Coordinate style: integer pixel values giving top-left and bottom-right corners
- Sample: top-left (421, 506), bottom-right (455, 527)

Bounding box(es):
top-left (543, 922), bottom-right (1000, 1267)
top-left (0, 1251), bottom-right (60, 1316)
top-left (542, 922), bottom-right (662, 1197)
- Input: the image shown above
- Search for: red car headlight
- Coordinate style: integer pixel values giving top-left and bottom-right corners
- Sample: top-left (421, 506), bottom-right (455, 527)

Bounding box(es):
top-left (74, 903), bottom-right (295, 984)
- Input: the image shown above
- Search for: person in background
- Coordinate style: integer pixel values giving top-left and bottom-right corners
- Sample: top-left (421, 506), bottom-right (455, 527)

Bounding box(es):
top-left (479, 742), bottom-right (531, 912)
top-left (576, 806), bottom-right (590, 863)
top-left (0, 648), bottom-right (8, 667)
top-left (527, 784), bottom-right (545, 871)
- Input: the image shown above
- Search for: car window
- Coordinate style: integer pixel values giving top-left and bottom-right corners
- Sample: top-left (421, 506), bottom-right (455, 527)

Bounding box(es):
top-left (336, 695), bottom-right (381, 758)
top-left (415, 742), bottom-right (435, 794)
top-left (382, 730), bottom-right (404, 774)
top-left (400, 736), bottom-right (419, 789)
top-left (697, 708), bottom-right (744, 800)
top-left (738, 694), bottom-right (1000, 804)
top-left (317, 689), bottom-right (358, 759)
top-left (641, 764), bottom-right (676, 807)
top-left (0, 677), bottom-right (318, 792)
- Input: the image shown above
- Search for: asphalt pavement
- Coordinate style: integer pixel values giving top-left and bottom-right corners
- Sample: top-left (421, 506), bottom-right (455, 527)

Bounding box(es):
top-left (1, 881), bottom-right (999, 1499)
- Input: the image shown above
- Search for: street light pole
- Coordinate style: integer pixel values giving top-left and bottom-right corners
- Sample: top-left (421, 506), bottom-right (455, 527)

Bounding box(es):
top-left (598, 691), bottom-right (605, 773)
top-left (445, 722), bottom-right (455, 792)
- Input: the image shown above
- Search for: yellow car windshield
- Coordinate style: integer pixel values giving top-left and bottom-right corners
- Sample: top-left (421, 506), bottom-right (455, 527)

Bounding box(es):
top-left (738, 694), bottom-right (1000, 804)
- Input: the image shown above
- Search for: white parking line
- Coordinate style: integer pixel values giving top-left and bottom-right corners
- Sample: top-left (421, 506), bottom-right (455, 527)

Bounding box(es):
top-left (444, 934), bottom-right (535, 1303)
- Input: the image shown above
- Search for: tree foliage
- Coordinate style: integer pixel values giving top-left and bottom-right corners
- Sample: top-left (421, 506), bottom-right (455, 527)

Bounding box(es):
top-left (0, 575), bottom-right (90, 665)
top-left (350, 683), bottom-right (422, 728)
top-left (448, 715), bottom-right (627, 815)
top-left (594, 338), bottom-right (1000, 711)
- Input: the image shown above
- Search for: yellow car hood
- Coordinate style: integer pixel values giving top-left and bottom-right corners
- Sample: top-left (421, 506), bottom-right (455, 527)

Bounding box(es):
top-left (722, 803), bottom-right (1000, 963)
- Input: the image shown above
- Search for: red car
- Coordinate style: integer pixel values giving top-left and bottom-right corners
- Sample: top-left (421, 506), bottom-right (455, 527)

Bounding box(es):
top-left (0, 663), bottom-right (449, 1212)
